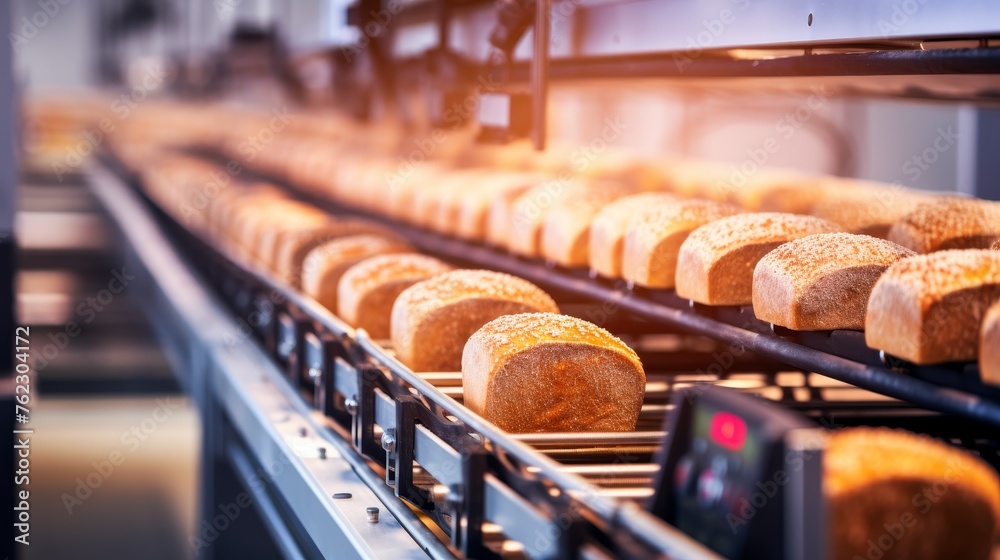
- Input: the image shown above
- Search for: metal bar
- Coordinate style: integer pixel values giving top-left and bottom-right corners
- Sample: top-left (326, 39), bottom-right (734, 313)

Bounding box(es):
top-left (784, 429), bottom-right (827, 560)
top-left (362, 0), bottom-right (1000, 56)
top-left (531, 0), bottom-right (549, 150)
top-left (482, 473), bottom-right (561, 559)
top-left (227, 443), bottom-right (310, 560)
top-left (553, 464), bottom-right (660, 475)
top-left (412, 425), bottom-right (464, 488)
top-left (0, 0), bottom-right (13, 238)
top-left (1, 0), bottom-right (16, 378)
top-left (436, 0), bottom-right (450, 50)
top-left (512, 432), bottom-right (666, 446)
top-left (615, 501), bottom-right (719, 560)
top-left (538, 446), bottom-right (657, 459)
top-left (415, 372), bottom-right (464, 385)
top-left (374, 389), bottom-right (397, 436)
top-left (335, 358), bottom-right (361, 408)
top-left (503, 47), bottom-right (1000, 81)
top-left (596, 487), bottom-right (654, 499)
top-left (967, 107), bottom-right (1000, 201)
top-left (436, 386), bottom-right (463, 398)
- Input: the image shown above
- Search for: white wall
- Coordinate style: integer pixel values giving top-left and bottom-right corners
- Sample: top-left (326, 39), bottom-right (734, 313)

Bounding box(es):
top-left (7, 0), bottom-right (973, 197)
top-left (12, 0), bottom-right (96, 91)
top-left (852, 99), bottom-right (961, 193)
top-left (546, 83), bottom-right (963, 194)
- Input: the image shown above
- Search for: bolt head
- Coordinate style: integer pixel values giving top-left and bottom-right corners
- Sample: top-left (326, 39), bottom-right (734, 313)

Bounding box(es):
top-left (344, 397), bottom-right (358, 414)
top-left (444, 484), bottom-right (463, 512)
top-left (381, 430), bottom-right (396, 453)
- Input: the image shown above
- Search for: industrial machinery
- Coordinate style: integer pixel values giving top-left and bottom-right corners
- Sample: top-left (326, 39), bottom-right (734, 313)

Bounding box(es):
top-left (6, 1), bottom-right (1000, 559)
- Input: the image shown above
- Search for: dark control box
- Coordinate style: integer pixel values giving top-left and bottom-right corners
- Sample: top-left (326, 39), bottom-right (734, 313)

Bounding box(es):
top-left (649, 386), bottom-right (826, 560)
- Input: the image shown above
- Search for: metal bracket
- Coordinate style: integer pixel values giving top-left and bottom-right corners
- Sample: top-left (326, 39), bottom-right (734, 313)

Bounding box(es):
top-left (302, 331), bottom-right (349, 419)
top-left (784, 429), bottom-right (827, 560)
top-left (274, 309), bottom-right (307, 385)
top-left (347, 362), bottom-right (389, 463)
top-left (393, 395), bottom-right (496, 559)
top-left (491, 450), bottom-right (586, 560)
top-left (393, 396), bottom-right (437, 508)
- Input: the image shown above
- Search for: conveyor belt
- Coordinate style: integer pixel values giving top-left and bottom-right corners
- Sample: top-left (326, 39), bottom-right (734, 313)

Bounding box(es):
top-left (222, 156), bottom-right (1000, 431)
top-left (97, 158), bottom-right (724, 559)
top-left (98, 152), bottom-right (1000, 559)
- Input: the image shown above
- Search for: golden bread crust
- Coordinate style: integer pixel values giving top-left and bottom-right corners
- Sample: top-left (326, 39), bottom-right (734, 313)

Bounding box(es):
top-left (887, 198), bottom-right (1000, 253)
top-left (301, 235), bottom-right (412, 313)
top-left (980, 300), bottom-right (1000, 386)
top-left (864, 249), bottom-right (1000, 363)
top-left (621, 200), bottom-right (743, 288)
top-left (676, 213), bottom-right (841, 305)
top-left (391, 270), bottom-right (559, 371)
top-left (588, 192), bottom-right (681, 278)
top-left (337, 254), bottom-right (452, 338)
top-left (751, 233), bottom-right (914, 330)
top-left (826, 427), bottom-right (1000, 560)
top-left (462, 312), bottom-right (645, 432)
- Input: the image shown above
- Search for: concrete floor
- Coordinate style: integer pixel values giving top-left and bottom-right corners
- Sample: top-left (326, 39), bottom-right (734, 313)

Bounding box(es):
top-left (22, 396), bottom-right (199, 560)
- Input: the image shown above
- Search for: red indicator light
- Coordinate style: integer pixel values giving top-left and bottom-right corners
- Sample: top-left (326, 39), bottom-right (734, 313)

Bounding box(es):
top-left (709, 411), bottom-right (747, 451)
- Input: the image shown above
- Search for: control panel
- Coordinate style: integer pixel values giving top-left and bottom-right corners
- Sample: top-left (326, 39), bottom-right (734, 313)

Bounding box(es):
top-left (649, 386), bottom-right (826, 560)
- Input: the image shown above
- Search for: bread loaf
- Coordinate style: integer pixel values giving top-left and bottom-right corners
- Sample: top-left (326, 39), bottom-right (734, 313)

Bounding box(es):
top-left (206, 183), bottom-right (255, 241)
top-left (621, 200), bottom-right (743, 288)
top-left (587, 192), bottom-right (681, 278)
top-left (826, 427), bottom-right (1000, 560)
top-left (256, 208), bottom-right (333, 270)
top-left (728, 169), bottom-right (829, 213)
top-left (887, 198), bottom-right (1000, 253)
top-left (408, 170), bottom-right (482, 230)
top-left (865, 249), bottom-right (1000, 363)
top-left (142, 155), bottom-right (225, 230)
top-left (207, 183), bottom-right (273, 241)
top-left (219, 187), bottom-right (284, 254)
top-left (809, 181), bottom-right (935, 238)
top-left (454, 173), bottom-right (545, 241)
top-left (336, 160), bottom-right (394, 211)
top-left (337, 254), bottom-right (452, 339)
top-left (540, 187), bottom-right (643, 267)
top-left (464, 140), bottom-right (536, 170)
top-left (485, 177), bottom-right (549, 247)
top-left (507, 180), bottom-right (631, 257)
top-left (752, 233), bottom-right (914, 330)
top-left (981, 300), bottom-right (1000, 386)
top-left (384, 163), bottom-right (448, 220)
top-left (658, 160), bottom-right (731, 200)
top-left (287, 140), bottom-right (330, 192)
top-left (462, 312), bottom-right (645, 432)
top-left (390, 270), bottom-right (559, 371)
top-left (580, 152), bottom-right (668, 191)
top-left (301, 235), bottom-right (412, 313)
top-left (676, 213), bottom-right (841, 305)
top-left (274, 221), bottom-right (402, 287)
